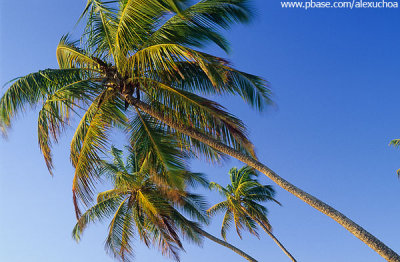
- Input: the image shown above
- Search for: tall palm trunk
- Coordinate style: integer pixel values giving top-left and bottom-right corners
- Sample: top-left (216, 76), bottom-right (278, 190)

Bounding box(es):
top-left (241, 208), bottom-right (296, 262)
top-left (193, 227), bottom-right (258, 262)
top-left (256, 220), bottom-right (296, 261)
top-left (124, 94), bottom-right (400, 262)
top-left (261, 226), bottom-right (296, 262)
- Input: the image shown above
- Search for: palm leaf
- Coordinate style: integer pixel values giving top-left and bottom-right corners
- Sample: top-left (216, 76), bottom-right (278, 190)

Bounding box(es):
top-left (71, 91), bottom-right (126, 217)
top-left (57, 36), bottom-right (103, 71)
top-left (73, 195), bottom-right (125, 241)
top-left (38, 79), bottom-right (100, 174)
top-left (0, 69), bottom-right (85, 134)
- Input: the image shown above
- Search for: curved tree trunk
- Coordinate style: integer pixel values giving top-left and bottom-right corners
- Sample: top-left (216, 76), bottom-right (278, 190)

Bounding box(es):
top-left (124, 94), bottom-right (400, 262)
top-left (193, 227), bottom-right (258, 262)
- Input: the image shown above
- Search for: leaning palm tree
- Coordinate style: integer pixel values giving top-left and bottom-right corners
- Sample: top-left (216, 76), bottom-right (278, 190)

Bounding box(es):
top-left (73, 146), bottom-right (257, 261)
top-left (0, 0), bottom-right (398, 260)
top-left (208, 166), bottom-right (296, 262)
top-left (389, 139), bottom-right (400, 176)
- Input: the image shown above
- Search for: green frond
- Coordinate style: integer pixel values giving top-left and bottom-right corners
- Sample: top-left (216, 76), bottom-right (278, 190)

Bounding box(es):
top-left (38, 79), bottom-right (100, 174)
top-left (176, 132), bottom-right (227, 163)
top-left (209, 182), bottom-right (228, 196)
top-left (127, 44), bottom-right (224, 86)
top-left (179, 171), bottom-right (209, 189)
top-left (232, 207), bottom-right (243, 239)
top-left (57, 36), bottom-right (103, 70)
top-left (136, 191), bottom-right (159, 217)
top-left (207, 200), bottom-right (228, 216)
top-left (97, 188), bottom-right (129, 203)
top-left (156, 60), bottom-right (272, 111)
top-left (143, 0), bottom-right (255, 53)
top-left (0, 69), bottom-right (85, 135)
top-left (151, 216), bottom-right (182, 261)
top-left (139, 98), bottom-right (256, 163)
top-left (0, 69), bottom-right (99, 175)
top-left (220, 210), bottom-right (233, 240)
top-left (170, 213), bottom-right (203, 246)
top-left (109, 145), bottom-right (129, 173)
top-left (179, 193), bottom-right (209, 224)
top-left (141, 77), bottom-right (255, 155)
top-left (127, 109), bottom-right (188, 188)
top-left (181, 0), bottom-right (254, 29)
top-left (143, 6), bottom-right (230, 52)
top-left (105, 198), bottom-right (135, 261)
top-left (113, 0), bottom-right (186, 68)
top-left (71, 91), bottom-right (127, 216)
top-left (81, 0), bottom-right (118, 59)
top-left (224, 68), bottom-right (272, 111)
top-left (209, 165), bottom-right (278, 239)
top-left (241, 213), bottom-right (259, 238)
top-left (72, 195), bottom-right (125, 241)
top-left (389, 139), bottom-right (400, 147)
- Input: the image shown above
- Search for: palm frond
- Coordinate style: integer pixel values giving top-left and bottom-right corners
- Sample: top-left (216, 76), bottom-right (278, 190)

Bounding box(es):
top-left (156, 60), bottom-right (272, 111)
top-left (113, 0), bottom-right (186, 68)
top-left (128, 44), bottom-right (224, 86)
top-left (73, 195), bottom-right (125, 241)
top-left (71, 91), bottom-right (127, 217)
top-left (207, 200), bottom-right (228, 216)
top-left (0, 69), bottom-right (85, 135)
top-left (57, 36), bottom-right (103, 71)
top-left (127, 109), bottom-right (188, 187)
top-left (81, 0), bottom-right (118, 59)
top-left (38, 79), bottom-right (100, 174)
top-left (105, 198), bottom-right (135, 262)
top-left (179, 193), bottom-right (209, 224)
top-left (97, 188), bottom-right (129, 203)
top-left (209, 182), bottom-right (228, 196)
top-left (389, 139), bottom-right (400, 147)
top-left (144, 0), bottom-right (254, 52)
top-left (209, 165), bottom-right (278, 240)
top-left (220, 210), bottom-right (233, 240)
top-left (142, 77), bottom-right (255, 154)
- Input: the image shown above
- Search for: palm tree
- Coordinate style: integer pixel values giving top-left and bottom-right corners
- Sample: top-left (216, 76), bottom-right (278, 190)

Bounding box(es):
top-left (389, 139), bottom-right (400, 176)
top-left (73, 146), bottom-right (257, 261)
top-left (0, 0), bottom-right (398, 260)
top-left (208, 166), bottom-right (296, 262)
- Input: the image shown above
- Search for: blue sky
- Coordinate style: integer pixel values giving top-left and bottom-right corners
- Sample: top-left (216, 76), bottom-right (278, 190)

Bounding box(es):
top-left (0, 1), bottom-right (399, 261)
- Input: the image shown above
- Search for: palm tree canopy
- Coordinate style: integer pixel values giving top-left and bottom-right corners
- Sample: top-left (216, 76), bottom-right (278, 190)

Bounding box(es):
top-left (0, 0), bottom-right (272, 213)
top-left (73, 145), bottom-right (210, 261)
top-left (3, 1), bottom-right (399, 261)
top-left (208, 166), bottom-right (279, 240)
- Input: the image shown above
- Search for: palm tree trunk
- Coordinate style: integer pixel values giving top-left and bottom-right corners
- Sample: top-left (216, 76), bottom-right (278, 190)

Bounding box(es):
top-left (263, 228), bottom-right (296, 262)
top-left (241, 207), bottom-right (296, 262)
top-left (256, 220), bottom-right (297, 262)
top-left (193, 227), bottom-right (258, 262)
top-left (124, 94), bottom-right (400, 262)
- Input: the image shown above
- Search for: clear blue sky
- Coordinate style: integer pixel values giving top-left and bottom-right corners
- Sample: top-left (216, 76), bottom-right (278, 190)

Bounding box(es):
top-left (1, 1), bottom-right (399, 261)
